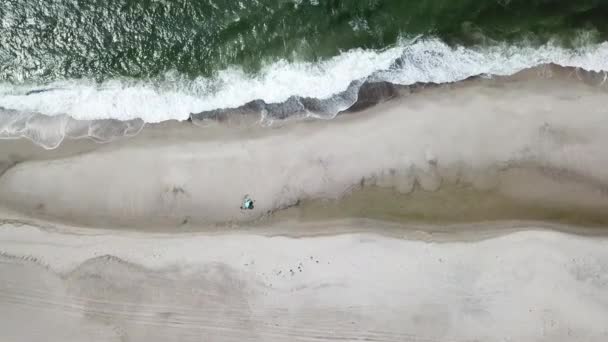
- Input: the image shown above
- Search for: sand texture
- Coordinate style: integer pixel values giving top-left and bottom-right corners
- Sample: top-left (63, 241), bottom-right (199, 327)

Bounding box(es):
top-left (1, 223), bottom-right (608, 342)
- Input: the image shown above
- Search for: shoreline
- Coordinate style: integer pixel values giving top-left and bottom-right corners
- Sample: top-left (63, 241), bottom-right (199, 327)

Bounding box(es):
top-left (2, 64), bottom-right (608, 232)
top-left (1, 63), bottom-right (607, 152)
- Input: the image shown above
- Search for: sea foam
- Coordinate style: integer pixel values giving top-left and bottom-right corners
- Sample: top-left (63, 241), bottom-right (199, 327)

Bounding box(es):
top-left (1, 38), bottom-right (607, 148)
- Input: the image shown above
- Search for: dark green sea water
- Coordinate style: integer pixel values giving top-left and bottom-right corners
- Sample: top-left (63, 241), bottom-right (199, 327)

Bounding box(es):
top-left (2, 0), bottom-right (608, 82)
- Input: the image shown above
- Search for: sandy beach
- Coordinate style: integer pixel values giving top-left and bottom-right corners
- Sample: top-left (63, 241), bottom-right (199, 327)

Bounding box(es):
top-left (2, 222), bottom-right (608, 342)
top-left (2, 66), bottom-right (608, 230)
top-left (2, 65), bottom-right (608, 341)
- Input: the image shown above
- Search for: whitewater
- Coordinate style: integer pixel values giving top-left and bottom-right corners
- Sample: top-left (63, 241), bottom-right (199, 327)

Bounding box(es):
top-left (1, 38), bottom-right (608, 126)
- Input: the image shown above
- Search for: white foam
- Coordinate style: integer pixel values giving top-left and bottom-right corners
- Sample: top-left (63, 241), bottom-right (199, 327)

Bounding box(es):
top-left (378, 39), bottom-right (608, 84)
top-left (0, 38), bottom-right (607, 123)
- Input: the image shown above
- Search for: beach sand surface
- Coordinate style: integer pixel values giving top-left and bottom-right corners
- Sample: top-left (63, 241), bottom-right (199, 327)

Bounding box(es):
top-left (1, 222), bottom-right (608, 342)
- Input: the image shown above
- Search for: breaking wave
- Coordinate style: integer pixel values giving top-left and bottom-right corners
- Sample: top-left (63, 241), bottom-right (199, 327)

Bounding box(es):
top-left (1, 38), bottom-right (608, 148)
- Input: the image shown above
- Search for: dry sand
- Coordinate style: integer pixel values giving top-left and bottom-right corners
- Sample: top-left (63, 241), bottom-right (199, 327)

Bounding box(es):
top-left (1, 222), bottom-right (608, 342)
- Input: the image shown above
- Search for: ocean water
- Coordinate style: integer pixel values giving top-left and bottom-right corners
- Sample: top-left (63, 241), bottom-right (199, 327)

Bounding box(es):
top-left (1, 0), bottom-right (608, 147)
